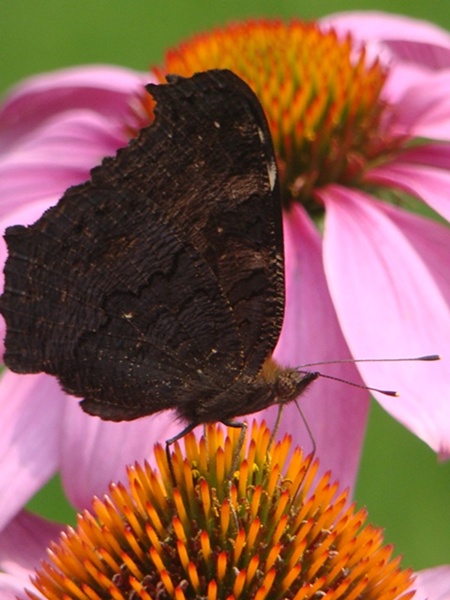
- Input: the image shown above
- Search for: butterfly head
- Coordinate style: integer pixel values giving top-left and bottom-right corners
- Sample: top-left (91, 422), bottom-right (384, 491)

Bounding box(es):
top-left (259, 357), bottom-right (319, 405)
top-left (274, 368), bottom-right (319, 404)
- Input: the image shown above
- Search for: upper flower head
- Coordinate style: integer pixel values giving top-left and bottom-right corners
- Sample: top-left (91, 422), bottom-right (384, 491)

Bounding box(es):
top-left (152, 20), bottom-right (399, 209)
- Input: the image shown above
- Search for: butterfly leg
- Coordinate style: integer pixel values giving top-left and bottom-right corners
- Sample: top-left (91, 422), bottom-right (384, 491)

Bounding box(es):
top-left (165, 422), bottom-right (199, 486)
top-left (268, 405), bottom-right (284, 450)
top-left (221, 419), bottom-right (248, 489)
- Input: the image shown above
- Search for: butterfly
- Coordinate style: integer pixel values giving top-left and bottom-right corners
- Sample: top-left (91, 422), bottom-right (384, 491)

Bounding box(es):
top-left (0, 69), bottom-right (318, 442)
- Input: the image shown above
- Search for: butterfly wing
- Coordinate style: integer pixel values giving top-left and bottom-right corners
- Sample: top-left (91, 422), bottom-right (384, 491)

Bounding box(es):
top-left (91, 70), bottom-right (285, 374)
top-left (2, 185), bottom-right (243, 420)
top-left (0, 69), bottom-right (284, 421)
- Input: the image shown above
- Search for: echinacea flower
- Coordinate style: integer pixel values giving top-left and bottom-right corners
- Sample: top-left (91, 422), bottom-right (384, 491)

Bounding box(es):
top-left (151, 16), bottom-right (450, 465)
top-left (0, 422), bottom-right (432, 600)
top-left (0, 12), bottom-right (450, 584)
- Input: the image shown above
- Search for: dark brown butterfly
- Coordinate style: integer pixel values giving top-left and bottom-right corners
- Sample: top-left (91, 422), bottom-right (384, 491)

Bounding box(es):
top-left (0, 69), bottom-right (317, 442)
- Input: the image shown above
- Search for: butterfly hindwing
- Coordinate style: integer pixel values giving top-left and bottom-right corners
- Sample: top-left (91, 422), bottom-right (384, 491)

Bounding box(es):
top-left (2, 185), bottom-right (244, 419)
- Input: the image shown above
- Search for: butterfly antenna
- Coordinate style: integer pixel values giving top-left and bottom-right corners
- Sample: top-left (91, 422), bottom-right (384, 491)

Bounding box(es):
top-left (301, 354), bottom-right (441, 368)
top-left (298, 354), bottom-right (441, 397)
top-left (303, 370), bottom-right (399, 397)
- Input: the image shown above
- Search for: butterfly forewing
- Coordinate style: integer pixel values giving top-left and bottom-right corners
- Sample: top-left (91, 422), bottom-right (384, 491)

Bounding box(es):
top-left (91, 70), bottom-right (285, 374)
top-left (0, 69), bottom-right (285, 421)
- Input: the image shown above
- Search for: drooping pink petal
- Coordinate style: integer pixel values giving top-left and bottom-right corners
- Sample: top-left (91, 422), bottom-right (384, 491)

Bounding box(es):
top-left (59, 398), bottom-right (182, 510)
top-left (378, 200), bottom-right (450, 311)
top-left (380, 63), bottom-right (433, 110)
top-left (394, 143), bottom-right (450, 170)
top-left (267, 204), bottom-right (369, 492)
top-left (413, 565), bottom-right (450, 600)
top-left (367, 160), bottom-right (450, 223)
top-left (0, 575), bottom-right (32, 600)
top-left (0, 109), bottom-right (129, 214)
top-left (320, 185), bottom-right (450, 457)
top-left (0, 373), bottom-right (66, 531)
top-left (0, 510), bottom-right (61, 578)
top-left (389, 71), bottom-right (450, 139)
top-left (0, 65), bottom-right (148, 153)
top-left (322, 11), bottom-right (450, 70)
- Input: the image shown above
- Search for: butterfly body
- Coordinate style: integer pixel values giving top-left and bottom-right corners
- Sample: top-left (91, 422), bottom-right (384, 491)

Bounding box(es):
top-left (0, 69), bottom-right (317, 425)
top-left (175, 363), bottom-right (319, 425)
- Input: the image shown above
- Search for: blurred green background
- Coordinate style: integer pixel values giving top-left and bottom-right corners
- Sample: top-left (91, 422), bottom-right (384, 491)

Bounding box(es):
top-left (1, 0), bottom-right (449, 573)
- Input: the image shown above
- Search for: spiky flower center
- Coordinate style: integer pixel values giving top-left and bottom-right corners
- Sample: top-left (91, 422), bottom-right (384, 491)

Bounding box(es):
top-left (29, 422), bottom-right (415, 600)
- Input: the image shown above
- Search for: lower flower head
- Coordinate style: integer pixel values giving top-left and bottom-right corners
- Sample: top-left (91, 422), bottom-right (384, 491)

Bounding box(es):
top-left (30, 422), bottom-right (414, 600)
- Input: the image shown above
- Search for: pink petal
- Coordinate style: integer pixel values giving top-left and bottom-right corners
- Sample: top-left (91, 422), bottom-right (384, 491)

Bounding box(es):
top-left (60, 398), bottom-right (182, 510)
top-left (392, 71), bottom-right (450, 139)
top-left (394, 143), bottom-right (450, 170)
top-left (367, 160), bottom-right (450, 223)
top-left (381, 63), bottom-right (433, 109)
top-left (384, 39), bottom-right (450, 71)
top-left (266, 204), bottom-right (369, 492)
top-left (0, 110), bottom-right (128, 213)
top-left (322, 11), bottom-right (450, 69)
top-left (379, 200), bottom-right (450, 310)
top-left (413, 565), bottom-right (450, 600)
top-left (0, 510), bottom-right (62, 578)
top-left (0, 575), bottom-right (32, 600)
top-left (0, 372), bottom-right (66, 531)
top-left (0, 65), bottom-right (148, 152)
top-left (320, 185), bottom-right (450, 457)
top-left (383, 38), bottom-right (450, 71)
